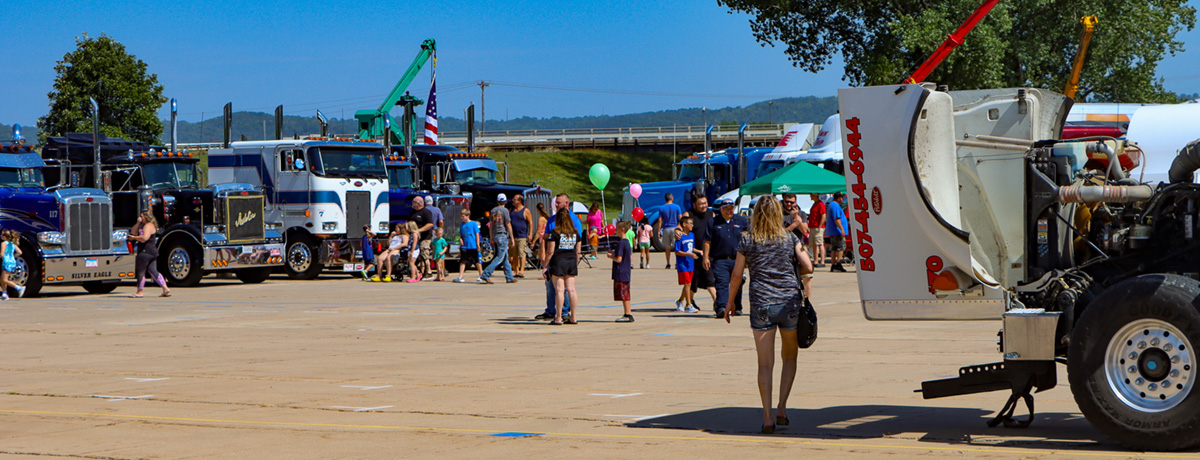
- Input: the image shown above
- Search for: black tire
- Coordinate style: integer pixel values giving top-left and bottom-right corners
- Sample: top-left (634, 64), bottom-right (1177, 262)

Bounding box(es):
top-left (82, 281), bottom-right (120, 294)
top-left (12, 241), bottom-right (43, 297)
top-left (649, 225), bottom-right (666, 253)
top-left (1068, 274), bottom-right (1200, 451)
top-left (160, 238), bottom-right (205, 287)
top-left (234, 267), bottom-right (273, 284)
top-left (284, 234), bottom-right (322, 280)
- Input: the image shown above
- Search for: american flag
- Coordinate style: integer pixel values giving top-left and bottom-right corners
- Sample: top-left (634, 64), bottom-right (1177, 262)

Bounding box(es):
top-left (424, 72), bottom-right (438, 145)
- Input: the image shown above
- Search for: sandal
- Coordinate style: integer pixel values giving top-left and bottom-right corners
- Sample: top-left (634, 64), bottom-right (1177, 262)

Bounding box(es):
top-left (761, 424), bottom-right (775, 434)
top-left (129, 294), bottom-right (144, 298)
top-left (564, 318), bottom-right (578, 325)
top-left (548, 320), bottom-right (563, 326)
top-left (160, 292), bottom-right (171, 297)
top-left (776, 416), bottom-right (790, 426)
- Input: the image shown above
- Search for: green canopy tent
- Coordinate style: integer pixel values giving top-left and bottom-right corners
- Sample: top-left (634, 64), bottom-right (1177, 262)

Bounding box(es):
top-left (739, 160), bottom-right (846, 195)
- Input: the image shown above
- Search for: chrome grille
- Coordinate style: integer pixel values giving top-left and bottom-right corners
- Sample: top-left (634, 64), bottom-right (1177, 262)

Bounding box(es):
top-left (68, 200), bottom-right (111, 252)
top-left (438, 198), bottom-right (466, 243)
top-left (524, 190), bottom-right (553, 236)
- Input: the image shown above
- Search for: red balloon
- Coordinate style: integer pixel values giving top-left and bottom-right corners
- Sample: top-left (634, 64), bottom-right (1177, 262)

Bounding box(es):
top-left (631, 207), bottom-right (645, 222)
top-left (605, 224), bottom-right (616, 236)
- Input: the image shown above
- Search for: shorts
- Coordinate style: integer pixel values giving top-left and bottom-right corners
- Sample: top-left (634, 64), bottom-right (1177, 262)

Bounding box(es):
top-left (750, 302), bottom-right (800, 331)
top-left (514, 237), bottom-right (529, 257)
top-left (638, 242), bottom-right (650, 249)
top-left (420, 239), bottom-right (432, 257)
top-left (809, 230), bottom-right (824, 248)
top-left (661, 227), bottom-right (678, 252)
top-left (613, 281), bottom-right (630, 301)
top-left (362, 245), bottom-right (375, 264)
top-left (461, 248), bottom-right (479, 265)
top-left (829, 234), bottom-right (846, 252)
top-left (691, 263), bottom-right (715, 290)
top-left (549, 255), bottom-right (578, 277)
top-left (410, 248), bottom-right (421, 259)
top-left (677, 271), bottom-right (693, 285)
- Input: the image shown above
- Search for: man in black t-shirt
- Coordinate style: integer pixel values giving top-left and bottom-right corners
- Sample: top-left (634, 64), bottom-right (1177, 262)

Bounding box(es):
top-left (411, 197), bottom-right (435, 277)
top-left (683, 195), bottom-right (717, 308)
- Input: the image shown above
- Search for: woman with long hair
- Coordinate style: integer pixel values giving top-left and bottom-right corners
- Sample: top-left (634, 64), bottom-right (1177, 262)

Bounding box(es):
top-left (543, 208), bottom-right (580, 325)
top-left (0, 229), bottom-right (24, 299)
top-left (127, 210), bottom-right (171, 298)
top-left (725, 195), bottom-right (812, 434)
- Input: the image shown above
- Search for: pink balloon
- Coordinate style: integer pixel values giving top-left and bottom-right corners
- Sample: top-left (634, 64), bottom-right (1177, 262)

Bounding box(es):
top-left (631, 207), bottom-right (645, 222)
top-left (629, 183), bottom-right (643, 199)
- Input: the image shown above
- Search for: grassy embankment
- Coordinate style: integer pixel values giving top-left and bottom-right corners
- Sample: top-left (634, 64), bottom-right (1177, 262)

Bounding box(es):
top-left (196, 149), bottom-right (679, 219)
top-left (501, 149), bottom-right (677, 219)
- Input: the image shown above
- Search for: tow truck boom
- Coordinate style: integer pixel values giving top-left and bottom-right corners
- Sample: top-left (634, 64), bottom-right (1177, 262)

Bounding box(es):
top-left (1063, 15), bottom-right (1098, 99)
top-left (355, 39), bottom-right (436, 145)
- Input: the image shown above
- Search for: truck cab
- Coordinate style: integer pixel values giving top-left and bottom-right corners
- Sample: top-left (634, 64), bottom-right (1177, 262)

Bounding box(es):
top-left (208, 138), bottom-right (389, 279)
top-left (41, 133), bottom-right (285, 286)
top-left (384, 148), bottom-right (471, 258)
top-left (0, 138), bottom-right (133, 296)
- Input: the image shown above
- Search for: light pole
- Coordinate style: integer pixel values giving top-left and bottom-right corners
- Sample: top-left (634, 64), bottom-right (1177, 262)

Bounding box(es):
top-left (768, 101), bottom-right (773, 124)
top-left (702, 107), bottom-right (707, 128)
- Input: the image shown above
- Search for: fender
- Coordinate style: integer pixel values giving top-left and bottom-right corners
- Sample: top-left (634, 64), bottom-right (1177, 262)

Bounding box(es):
top-left (159, 226), bottom-right (202, 249)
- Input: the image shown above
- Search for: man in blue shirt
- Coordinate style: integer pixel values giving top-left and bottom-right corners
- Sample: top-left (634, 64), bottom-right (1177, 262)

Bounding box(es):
top-left (536, 193), bottom-right (584, 320)
top-left (704, 197), bottom-right (750, 318)
top-left (825, 191), bottom-right (849, 273)
top-left (655, 193), bottom-right (684, 269)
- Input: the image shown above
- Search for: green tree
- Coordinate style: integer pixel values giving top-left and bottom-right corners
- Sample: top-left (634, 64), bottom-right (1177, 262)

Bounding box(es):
top-left (718, 0), bottom-right (1195, 102)
top-left (37, 33), bottom-right (166, 143)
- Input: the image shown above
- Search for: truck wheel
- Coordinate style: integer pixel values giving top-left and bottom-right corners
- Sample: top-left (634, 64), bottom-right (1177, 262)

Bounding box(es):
top-left (235, 267), bottom-right (273, 284)
top-left (649, 227), bottom-right (666, 253)
top-left (82, 281), bottom-right (120, 294)
top-left (161, 239), bottom-right (205, 287)
top-left (1068, 274), bottom-right (1200, 451)
top-left (285, 235), bottom-right (322, 280)
top-left (12, 242), bottom-right (43, 297)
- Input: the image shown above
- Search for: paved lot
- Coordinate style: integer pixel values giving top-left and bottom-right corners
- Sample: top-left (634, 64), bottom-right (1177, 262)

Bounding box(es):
top-left (0, 263), bottom-right (1194, 459)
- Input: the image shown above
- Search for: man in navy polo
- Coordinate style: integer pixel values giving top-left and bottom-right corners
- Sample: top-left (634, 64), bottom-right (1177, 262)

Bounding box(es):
top-left (535, 193), bottom-right (584, 320)
top-left (703, 197), bottom-right (749, 318)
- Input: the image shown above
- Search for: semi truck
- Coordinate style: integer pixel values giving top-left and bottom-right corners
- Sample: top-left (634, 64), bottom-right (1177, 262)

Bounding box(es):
top-left (0, 127), bottom-right (134, 296)
top-left (840, 83), bottom-right (1200, 450)
top-left (383, 148), bottom-right (471, 259)
top-left (207, 137), bottom-right (389, 279)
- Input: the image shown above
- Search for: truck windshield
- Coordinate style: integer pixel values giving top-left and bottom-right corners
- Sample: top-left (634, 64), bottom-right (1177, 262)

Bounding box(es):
top-left (454, 168), bottom-right (497, 185)
top-left (143, 162), bottom-right (200, 189)
top-left (311, 147), bottom-right (387, 179)
top-left (677, 164), bottom-right (704, 182)
top-left (388, 165), bottom-right (414, 189)
top-left (0, 168), bottom-right (44, 188)
top-left (756, 160), bottom-right (785, 178)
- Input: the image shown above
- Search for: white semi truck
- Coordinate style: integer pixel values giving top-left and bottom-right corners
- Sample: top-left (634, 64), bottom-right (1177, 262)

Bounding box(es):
top-left (207, 138), bottom-right (389, 279)
top-left (840, 84), bottom-right (1200, 450)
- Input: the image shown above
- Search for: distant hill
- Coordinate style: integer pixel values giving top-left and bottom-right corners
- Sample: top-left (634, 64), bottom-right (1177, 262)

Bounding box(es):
top-left (165, 96), bottom-right (838, 143)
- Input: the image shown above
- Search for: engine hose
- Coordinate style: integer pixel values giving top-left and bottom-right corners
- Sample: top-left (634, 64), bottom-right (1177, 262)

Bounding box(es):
top-left (1057, 184), bottom-right (1153, 203)
top-left (1086, 141), bottom-right (1124, 181)
top-left (1168, 138), bottom-right (1200, 183)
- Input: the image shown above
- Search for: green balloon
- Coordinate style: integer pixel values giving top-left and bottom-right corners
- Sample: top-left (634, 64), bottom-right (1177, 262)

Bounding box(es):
top-left (589, 163), bottom-right (610, 190)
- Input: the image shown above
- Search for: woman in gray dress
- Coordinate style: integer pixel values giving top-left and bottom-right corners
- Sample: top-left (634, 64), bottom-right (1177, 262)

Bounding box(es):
top-left (725, 195), bottom-right (813, 433)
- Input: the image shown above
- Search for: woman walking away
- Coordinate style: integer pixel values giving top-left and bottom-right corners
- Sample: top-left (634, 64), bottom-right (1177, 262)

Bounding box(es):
top-left (725, 195), bottom-right (812, 434)
top-left (0, 229), bottom-right (25, 299)
top-left (127, 210), bottom-right (171, 298)
top-left (586, 202), bottom-right (603, 260)
top-left (543, 208), bottom-right (581, 325)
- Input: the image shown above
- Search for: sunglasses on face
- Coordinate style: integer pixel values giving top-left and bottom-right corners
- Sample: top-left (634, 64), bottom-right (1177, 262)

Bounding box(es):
top-left (783, 201), bottom-right (796, 205)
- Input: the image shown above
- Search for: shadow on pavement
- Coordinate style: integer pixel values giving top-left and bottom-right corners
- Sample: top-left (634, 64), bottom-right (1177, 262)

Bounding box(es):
top-left (627, 405), bottom-right (1128, 451)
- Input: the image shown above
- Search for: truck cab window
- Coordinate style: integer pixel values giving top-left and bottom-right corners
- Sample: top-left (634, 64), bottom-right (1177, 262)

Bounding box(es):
top-left (0, 168), bottom-right (44, 188)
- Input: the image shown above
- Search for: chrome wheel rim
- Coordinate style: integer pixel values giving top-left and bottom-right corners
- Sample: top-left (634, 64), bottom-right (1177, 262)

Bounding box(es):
top-left (10, 256), bottom-right (29, 287)
top-left (1106, 318), bottom-right (1195, 412)
top-left (168, 247), bottom-right (191, 280)
top-left (288, 242), bottom-right (312, 273)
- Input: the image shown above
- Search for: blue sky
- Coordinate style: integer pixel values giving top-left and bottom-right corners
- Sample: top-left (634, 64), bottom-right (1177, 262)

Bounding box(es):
top-left (3, 0), bottom-right (1200, 127)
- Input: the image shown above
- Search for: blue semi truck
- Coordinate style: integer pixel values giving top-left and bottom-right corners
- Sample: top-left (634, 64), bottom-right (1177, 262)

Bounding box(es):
top-left (0, 127), bottom-right (134, 296)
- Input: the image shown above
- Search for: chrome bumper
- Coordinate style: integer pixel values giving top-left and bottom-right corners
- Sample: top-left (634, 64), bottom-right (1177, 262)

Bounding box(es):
top-left (44, 254), bottom-right (137, 284)
top-left (203, 242), bottom-right (286, 270)
top-left (319, 237), bottom-right (387, 272)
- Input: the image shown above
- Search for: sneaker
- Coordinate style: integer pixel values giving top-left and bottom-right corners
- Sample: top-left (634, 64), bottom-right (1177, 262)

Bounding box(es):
top-left (832, 264), bottom-right (848, 273)
top-left (675, 300), bottom-right (686, 311)
top-left (506, 279), bottom-right (518, 284)
top-left (666, 264), bottom-right (671, 269)
top-left (383, 276), bottom-right (393, 282)
top-left (453, 278), bottom-right (465, 283)
top-left (616, 315), bottom-right (634, 323)
top-left (1, 293), bottom-right (7, 300)
top-left (360, 270), bottom-right (369, 279)
top-left (478, 277), bottom-right (493, 285)
top-left (15, 286), bottom-right (25, 298)
top-left (535, 313), bottom-right (553, 321)
top-left (370, 276), bottom-right (381, 282)
top-left (685, 305), bottom-right (699, 313)
top-left (714, 308), bottom-right (726, 319)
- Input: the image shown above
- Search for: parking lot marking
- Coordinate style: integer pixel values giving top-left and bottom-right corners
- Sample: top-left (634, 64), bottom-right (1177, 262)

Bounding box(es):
top-left (125, 378), bottom-right (170, 383)
top-left (342, 385), bottom-right (392, 391)
top-left (90, 395), bottom-right (153, 401)
top-left (330, 406), bottom-right (393, 412)
top-left (589, 393), bottom-right (642, 399)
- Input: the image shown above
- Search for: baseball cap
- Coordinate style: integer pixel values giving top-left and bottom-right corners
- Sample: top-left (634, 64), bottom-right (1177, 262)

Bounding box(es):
top-left (832, 191), bottom-right (846, 200)
top-left (715, 197), bottom-right (735, 207)
top-left (497, 193), bottom-right (508, 202)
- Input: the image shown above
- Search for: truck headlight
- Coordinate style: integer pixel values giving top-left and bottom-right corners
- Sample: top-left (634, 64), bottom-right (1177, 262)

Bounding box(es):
top-left (111, 229), bottom-right (129, 245)
top-left (322, 222), bottom-right (337, 231)
top-left (378, 222), bottom-right (389, 232)
top-left (38, 232), bottom-right (65, 245)
top-left (204, 225), bottom-right (221, 234)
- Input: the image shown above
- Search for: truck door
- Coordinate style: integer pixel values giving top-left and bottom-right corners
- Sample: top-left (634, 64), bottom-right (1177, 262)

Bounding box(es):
top-left (838, 85), bottom-right (1005, 320)
top-left (273, 145), bottom-right (307, 213)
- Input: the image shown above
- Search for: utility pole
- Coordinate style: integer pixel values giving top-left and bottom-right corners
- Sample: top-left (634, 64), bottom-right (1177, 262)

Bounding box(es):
top-left (477, 81), bottom-right (490, 134)
top-left (768, 101), bottom-right (773, 124)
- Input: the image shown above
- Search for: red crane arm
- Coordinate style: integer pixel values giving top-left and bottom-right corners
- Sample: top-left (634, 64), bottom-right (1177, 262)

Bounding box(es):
top-left (903, 0), bottom-right (1000, 84)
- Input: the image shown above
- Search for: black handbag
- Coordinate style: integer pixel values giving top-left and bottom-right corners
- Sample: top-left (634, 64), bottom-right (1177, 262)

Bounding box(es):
top-left (792, 249), bottom-right (818, 348)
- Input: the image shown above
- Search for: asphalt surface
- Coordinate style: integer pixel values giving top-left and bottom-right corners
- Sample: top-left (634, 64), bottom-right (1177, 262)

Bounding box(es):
top-left (1, 261), bottom-right (1194, 459)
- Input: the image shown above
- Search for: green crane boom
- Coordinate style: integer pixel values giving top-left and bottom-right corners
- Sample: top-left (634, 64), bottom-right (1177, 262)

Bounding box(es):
top-left (355, 38), bottom-right (436, 145)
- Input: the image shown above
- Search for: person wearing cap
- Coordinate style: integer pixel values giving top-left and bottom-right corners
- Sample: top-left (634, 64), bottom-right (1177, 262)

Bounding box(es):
top-left (825, 192), bottom-right (849, 272)
top-left (479, 193), bottom-right (515, 284)
top-left (704, 196), bottom-right (750, 318)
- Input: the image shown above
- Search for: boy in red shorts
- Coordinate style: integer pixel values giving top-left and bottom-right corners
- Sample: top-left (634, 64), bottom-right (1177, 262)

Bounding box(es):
top-left (674, 216), bottom-right (698, 313)
top-left (609, 221), bottom-right (634, 323)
